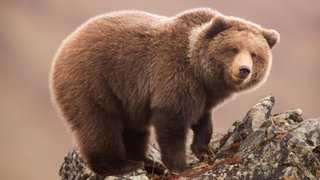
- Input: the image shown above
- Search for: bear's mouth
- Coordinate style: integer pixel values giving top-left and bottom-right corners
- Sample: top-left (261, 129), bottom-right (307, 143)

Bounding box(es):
top-left (231, 70), bottom-right (252, 84)
top-left (233, 76), bottom-right (246, 83)
top-left (236, 74), bottom-right (248, 80)
top-left (232, 73), bottom-right (252, 85)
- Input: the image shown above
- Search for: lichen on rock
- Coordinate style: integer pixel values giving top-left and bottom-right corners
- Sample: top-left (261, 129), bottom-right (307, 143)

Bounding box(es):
top-left (59, 96), bottom-right (320, 179)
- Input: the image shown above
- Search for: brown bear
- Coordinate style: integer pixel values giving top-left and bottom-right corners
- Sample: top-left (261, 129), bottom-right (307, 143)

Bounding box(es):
top-left (50, 8), bottom-right (279, 177)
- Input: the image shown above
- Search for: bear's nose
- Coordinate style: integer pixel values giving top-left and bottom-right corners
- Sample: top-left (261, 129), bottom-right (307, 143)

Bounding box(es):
top-left (239, 65), bottom-right (251, 79)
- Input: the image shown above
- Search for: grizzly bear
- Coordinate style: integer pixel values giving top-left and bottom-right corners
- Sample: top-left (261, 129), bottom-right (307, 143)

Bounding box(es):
top-left (50, 8), bottom-right (279, 177)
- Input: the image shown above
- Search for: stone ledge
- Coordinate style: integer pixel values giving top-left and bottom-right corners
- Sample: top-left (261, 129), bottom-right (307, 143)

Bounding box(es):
top-left (59, 95), bottom-right (320, 179)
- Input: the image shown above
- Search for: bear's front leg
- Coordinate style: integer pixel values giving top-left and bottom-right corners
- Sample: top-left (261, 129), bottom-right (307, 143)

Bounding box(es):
top-left (151, 108), bottom-right (189, 173)
top-left (191, 112), bottom-right (215, 163)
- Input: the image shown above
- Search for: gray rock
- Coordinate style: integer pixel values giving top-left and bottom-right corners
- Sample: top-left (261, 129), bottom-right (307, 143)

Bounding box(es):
top-left (219, 95), bottom-right (275, 153)
top-left (59, 96), bottom-right (320, 179)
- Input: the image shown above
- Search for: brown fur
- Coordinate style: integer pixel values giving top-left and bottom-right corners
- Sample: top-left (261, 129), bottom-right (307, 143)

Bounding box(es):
top-left (49, 8), bottom-right (279, 177)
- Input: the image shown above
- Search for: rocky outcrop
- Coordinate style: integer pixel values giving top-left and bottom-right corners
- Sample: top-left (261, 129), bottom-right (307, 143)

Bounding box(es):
top-left (59, 96), bottom-right (320, 179)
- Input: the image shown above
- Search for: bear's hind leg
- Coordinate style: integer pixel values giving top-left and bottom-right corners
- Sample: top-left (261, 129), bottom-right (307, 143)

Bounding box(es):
top-left (74, 103), bottom-right (143, 177)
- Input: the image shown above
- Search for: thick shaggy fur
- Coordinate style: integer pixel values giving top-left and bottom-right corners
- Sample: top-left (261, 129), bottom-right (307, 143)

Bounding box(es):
top-left (50, 8), bottom-right (279, 177)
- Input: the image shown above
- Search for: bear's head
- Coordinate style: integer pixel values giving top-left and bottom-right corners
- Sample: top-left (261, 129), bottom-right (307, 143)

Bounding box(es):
top-left (189, 14), bottom-right (280, 92)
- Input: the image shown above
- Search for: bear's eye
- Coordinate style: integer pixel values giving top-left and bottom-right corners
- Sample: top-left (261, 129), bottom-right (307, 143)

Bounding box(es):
top-left (231, 48), bottom-right (238, 54)
top-left (251, 52), bottom-right (257, 58)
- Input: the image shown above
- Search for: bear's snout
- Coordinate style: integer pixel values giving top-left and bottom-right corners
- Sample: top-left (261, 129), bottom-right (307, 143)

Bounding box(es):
top-left (238, 65), bottom-right (251, 79)
top-left (231, 51), bottom-right (253, 82)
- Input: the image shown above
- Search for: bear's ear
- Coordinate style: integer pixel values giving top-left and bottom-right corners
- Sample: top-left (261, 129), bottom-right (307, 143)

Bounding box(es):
top-left (205, 15), bottom-right (231, 39)
top-left (262, 29), bottom-right (280, 49)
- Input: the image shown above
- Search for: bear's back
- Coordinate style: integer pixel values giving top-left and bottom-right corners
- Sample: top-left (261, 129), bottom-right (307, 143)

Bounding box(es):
top-left (56, 9), bottom-right (217, 68)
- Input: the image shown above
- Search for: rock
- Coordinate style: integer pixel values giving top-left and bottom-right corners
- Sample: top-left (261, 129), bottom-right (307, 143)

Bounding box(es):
top-left (59, 96), bottom-right (320, 179)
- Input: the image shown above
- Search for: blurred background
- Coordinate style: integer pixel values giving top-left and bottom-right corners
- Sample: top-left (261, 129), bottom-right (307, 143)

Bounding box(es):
top-left (0, 0), bottom-right (319, 179)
